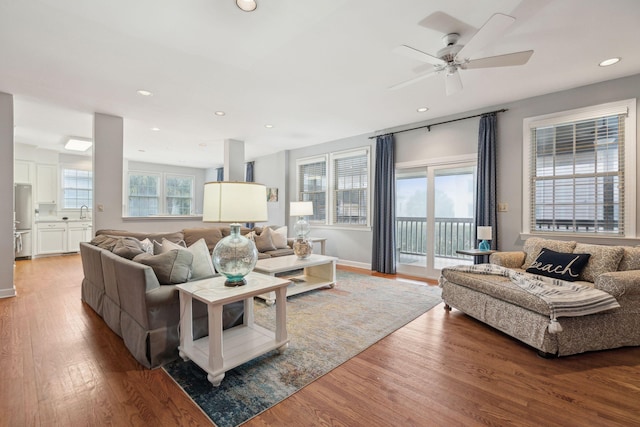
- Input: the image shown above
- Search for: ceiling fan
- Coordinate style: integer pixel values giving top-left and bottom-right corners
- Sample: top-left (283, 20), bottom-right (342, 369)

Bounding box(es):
top-left (390, 13), bottom-right (533, 95)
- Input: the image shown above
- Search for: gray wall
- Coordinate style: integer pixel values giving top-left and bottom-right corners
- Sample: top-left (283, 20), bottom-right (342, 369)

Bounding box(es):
top-left (254, 150), bottom-right (288, 227)
top-left (1, 92), bottom-right (15, 297)
top-left (284, 73), bottom-right (640, 268)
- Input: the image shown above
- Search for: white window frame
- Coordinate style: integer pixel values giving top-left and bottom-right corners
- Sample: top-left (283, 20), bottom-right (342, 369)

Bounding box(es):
top-left (329, 147), bottom-right (371, 227)
top-left (296, 155), bottom-right (328, 224)
top-left (296, 147), bottom-right (371, 229)
top-left (522, 99), bottom-right (636, 238)
top-left (164, 173), bottom-right (195, 215)
top-left (60, 166), bottom-right (93, 210)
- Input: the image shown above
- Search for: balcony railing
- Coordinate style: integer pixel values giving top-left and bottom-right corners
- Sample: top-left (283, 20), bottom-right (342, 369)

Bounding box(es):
top-left (396, 216), bottom-right (475, 260)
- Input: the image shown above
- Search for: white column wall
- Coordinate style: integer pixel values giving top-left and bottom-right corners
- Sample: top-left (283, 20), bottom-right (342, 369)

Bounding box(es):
top-left (0, 92), bottom-right (16, 298)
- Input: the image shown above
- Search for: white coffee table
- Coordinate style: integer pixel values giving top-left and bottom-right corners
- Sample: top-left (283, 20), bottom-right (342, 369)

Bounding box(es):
top-left (254, 254), bottom-right (337, 305)
top-left (176, 272), bottom-right (290, 386)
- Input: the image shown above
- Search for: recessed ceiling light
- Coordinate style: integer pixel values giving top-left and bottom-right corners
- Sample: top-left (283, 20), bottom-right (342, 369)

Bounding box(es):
top-left (138, 149), bottom-right (146, 153)
top-left (236, 0), bottom-right (257, 12)
top-left (214, 111), bottom-right (226, 116)
top-left (417, 107), bottom-right (429, 113)
top-left (137, 90), bottom-right (153, 96)
top-left (599, 57), bottom-right (621, 67)
top-left (64, 138), bottom-right (92, 152)
top-left (264, 124), bottom-right (274, 129)
top-left (199, 143), bottom-right (207, 147)
top-left (150, 127), bottom-right (160, 131)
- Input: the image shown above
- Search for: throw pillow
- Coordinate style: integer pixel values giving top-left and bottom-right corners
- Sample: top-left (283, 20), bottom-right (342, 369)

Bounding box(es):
top-left (254, 227), bottom-right (277, 252)
top-left (140, 238), bottom-right (154, 254)
top-left (133, 249), bottom-right (193, 285)
top-left (112, 237), bottom-right (145, 260)
top-left (157, 238), bottom-right (216, 280)
top-left (90, 234), bottom-right (122, 251)
top-left (525, 248), bottom-right (591, 281)
top-left (183, 227), bottom-right (223, 254)
top-left (574, 243), bottom-right (625, 282)
top-left (617, 246), bottom-right (640, 271)
top-left (272, 226), bottom-right (289, 249)
top-left (521, 238), bottom-right (577, 269)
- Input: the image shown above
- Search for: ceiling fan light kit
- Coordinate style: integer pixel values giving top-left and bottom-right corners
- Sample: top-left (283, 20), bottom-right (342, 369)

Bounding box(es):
top-left (391, 13), bottom-right (534, 95)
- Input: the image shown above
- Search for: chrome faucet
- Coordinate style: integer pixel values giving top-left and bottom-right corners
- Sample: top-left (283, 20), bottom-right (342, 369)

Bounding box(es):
top-left (80, 205), bottom-right (89, 219)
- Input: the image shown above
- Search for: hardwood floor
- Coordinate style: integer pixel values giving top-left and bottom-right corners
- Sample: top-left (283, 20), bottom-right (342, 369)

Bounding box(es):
top-left (3, 256), bottom-right (639, 426)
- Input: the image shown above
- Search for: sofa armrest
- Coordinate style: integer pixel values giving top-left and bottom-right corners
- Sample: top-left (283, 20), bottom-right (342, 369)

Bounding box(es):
top-left (595, 270), bottom-right (640, 299)
top-left (490, 251), bottom-right (525, 269)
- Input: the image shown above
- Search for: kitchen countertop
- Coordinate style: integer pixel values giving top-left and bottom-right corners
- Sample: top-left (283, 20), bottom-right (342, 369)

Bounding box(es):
top-left (35, 218), bottom-right (92, 223)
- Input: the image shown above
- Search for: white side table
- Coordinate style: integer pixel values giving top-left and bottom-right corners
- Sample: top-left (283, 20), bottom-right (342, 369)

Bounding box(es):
top-left (176, 272), bottom-right (290, 386)
top-left (307, 237), bottom-right (327, 254)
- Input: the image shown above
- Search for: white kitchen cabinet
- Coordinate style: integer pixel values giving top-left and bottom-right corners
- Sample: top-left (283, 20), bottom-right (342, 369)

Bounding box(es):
top-left (36, 164), bottom-right (58, 204)
top-left (15, 160), bottom-right (34, 184)
top-left (67, 222), bottom-right (92, 252)
top-left (37, 222), bottom-right (66, 254)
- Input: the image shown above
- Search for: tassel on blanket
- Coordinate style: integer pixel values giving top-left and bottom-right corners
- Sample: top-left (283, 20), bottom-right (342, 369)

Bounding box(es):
top-left (548, 318), bottom-right (563, 334)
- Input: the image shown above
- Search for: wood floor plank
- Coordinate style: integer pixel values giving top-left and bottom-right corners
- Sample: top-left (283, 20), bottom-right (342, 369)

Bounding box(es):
top-left (2, 256), bottom-right (639, 426)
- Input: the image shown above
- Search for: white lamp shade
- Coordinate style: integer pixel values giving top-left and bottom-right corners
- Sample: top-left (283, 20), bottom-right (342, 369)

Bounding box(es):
top-left (290, 201), bottom-right (313, 217)
top-left (477, 226), bottom-right (492, 240)
top-left (202, 182), bottom-right (268, 223)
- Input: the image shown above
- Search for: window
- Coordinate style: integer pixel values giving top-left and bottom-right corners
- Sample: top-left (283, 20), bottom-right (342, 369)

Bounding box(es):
top-left (523, 99), bottom-right (636, 237)
top-left (297, 156), bottom-right (327, 223)
top-left (332, 149), bottom-right (369, 225)
top-left (296, 147), bottom-right (370, 227)
top-left (165, 174), bottom-right (193, 215)
top-left (127, 172), bottom-right (195, 216)
top-left (62, 168), bottom-right (92, 209)
top-left (129, 173), bottom-right (160, 216)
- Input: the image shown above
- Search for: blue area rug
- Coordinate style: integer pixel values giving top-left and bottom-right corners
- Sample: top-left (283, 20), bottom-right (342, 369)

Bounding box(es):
top-left (163, 270), bottom-right (442, 427)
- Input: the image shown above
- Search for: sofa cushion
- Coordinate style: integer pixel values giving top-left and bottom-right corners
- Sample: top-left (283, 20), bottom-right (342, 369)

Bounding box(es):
top-left (521, 238), bottom-right (577, 269)
top-left (156, 238), bottom-right (216, 280)
top-left (90, 234), bottom-right (122, 251)
top-left (617, 246), bottom-right (640, 271)
top-left (96, 229), bottom-right (185, 245)
top-left (525, 248), bottom-right (591, 281)
top-left (112, 237), bottom-right (146, 260)
top-left (183, 227), bottom-right (224, 254)
top-left (574, 243), bottom-right (625, 282)
top-left (255, 227), bottom-right (277, 252)
top-left (264, 248), bottom-right (295, 257)
top-left (133, 249), bottom-right (193, 285)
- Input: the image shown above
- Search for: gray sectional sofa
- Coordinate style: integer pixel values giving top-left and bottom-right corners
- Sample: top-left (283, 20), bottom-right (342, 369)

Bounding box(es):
top-left (439, 237), bottom-right (640, 357)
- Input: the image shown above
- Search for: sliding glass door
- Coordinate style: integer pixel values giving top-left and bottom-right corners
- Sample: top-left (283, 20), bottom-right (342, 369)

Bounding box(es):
top-left (396, 161), bottom-right (476, 278)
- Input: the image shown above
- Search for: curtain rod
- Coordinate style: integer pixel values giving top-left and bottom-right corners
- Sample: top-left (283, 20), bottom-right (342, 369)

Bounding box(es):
top-left (368, 108), bottom-right (508, 140)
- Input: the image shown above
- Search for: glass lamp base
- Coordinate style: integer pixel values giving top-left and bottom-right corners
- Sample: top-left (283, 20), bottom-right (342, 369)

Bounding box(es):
top-left (478, 240), bottom-right (491, 251)
top-left (224, 277), bottom-right (248, 287)
top-left (293, 238), bottom-right (313, 259)
top-left (212, 223), bottom-right (258, 286)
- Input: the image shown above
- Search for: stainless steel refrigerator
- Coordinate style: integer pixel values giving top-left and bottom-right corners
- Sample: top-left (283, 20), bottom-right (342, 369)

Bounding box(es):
top-left (14, 183), bottom-right (33, 259)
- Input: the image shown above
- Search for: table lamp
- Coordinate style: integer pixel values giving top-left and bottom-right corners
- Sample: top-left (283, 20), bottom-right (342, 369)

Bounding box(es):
top-left (203, 182), bottom-right (268, 286)
top-left (290, 201), bottom-right (313, 258)
top-left (477, 226), bottom-right (492, 251)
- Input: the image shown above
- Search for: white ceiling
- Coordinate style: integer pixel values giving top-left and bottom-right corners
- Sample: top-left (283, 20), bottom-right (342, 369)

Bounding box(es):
top-left (2, 0), bottom-right (640, 168)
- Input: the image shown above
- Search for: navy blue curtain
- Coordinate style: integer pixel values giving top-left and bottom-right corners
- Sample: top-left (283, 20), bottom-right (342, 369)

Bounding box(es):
top-left (371, 134), bottom-right (396, 274)
top-left (216, 167), bottom-right (224, 181)
top-left (475, 113), bottom-right (498, 262)
top-left (245, 161), bottom-right (255, 228)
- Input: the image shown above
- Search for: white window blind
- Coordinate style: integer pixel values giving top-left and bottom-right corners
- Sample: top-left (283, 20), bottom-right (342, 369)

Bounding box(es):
top-left (297, 158), bottom-right (327, 223)
top-left (332, 150), bottom-right (369, 225)
top-left (524, 99), bottom-right (637, 236)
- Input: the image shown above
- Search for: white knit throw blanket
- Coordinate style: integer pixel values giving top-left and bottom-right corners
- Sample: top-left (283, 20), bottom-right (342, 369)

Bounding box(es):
top-left (440, 264), bottom-right (620, 334)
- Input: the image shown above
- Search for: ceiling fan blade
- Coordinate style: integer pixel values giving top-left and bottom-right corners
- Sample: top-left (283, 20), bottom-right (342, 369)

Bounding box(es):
top-left (465, 50), bottom-right (533, 69)
top-left (445, 70), bottom-right (463, 96)
top-left (388, 69), bottom-right (438, 90)
top-left (393, 45), bottom-right (445, 66)
top-left (456, 13), bottom-right (516, 60)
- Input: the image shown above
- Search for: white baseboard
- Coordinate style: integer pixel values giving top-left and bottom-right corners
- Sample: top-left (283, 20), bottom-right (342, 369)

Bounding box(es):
top-left (336, 259), bottom-right (371, 270)
top-left (0, 287), bottom-right (17, 299)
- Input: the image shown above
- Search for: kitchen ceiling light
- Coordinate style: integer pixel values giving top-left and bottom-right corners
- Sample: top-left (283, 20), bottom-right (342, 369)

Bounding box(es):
top-left (236, 0), bottom-right (257, 12)
top-left (599, 57), bottom-right (621, 67)
top-left (65, 138), bottom-right (92, 152)
top-left (137, 90), bottom-right (153, 96)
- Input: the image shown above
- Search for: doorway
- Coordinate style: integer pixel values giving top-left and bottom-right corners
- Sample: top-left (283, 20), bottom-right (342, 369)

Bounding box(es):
top-left (396, 161), bottom-right (476, 278)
